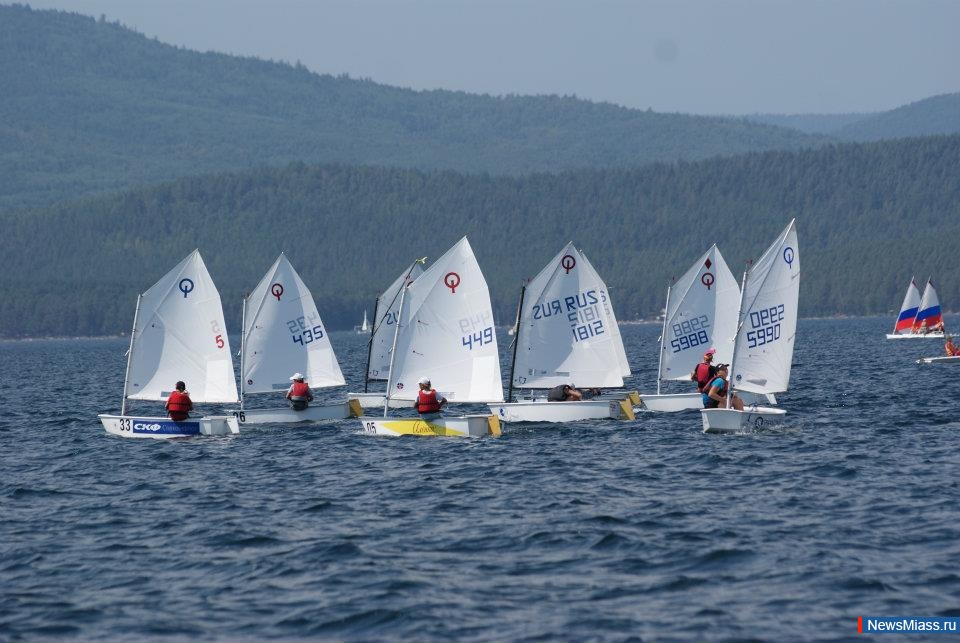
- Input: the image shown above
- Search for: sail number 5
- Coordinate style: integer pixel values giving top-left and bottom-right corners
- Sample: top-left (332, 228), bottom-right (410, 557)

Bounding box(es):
top-left (211, 320), bottom-right (225, 348)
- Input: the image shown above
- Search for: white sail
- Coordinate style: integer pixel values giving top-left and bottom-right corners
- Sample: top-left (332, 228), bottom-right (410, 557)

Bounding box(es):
top-left (127, 250), bottom-right (238, 403)
top-left (360, 310), bottom-right (369, 332)
top-left (892, 277), bottom-right (921, 334)
top-left (367, 262), bottom-right (424, 381)
top-left (388, 237), bottom-right (503, 402)
top-left (730, 220), bottom-right (800, 395)
top-left (912, 278), bottom-right (944, 333)
top-left (659, 245), bottom-right (739, 381)
top-left (582, 251), bottom-right (631, 378)
top-left (241, 253), bottom-right (344, 395)
top-left (512, 242), bottom-right (628, 389)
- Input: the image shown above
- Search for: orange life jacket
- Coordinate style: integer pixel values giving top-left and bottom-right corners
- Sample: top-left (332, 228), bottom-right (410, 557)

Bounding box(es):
top-left (694, 363), bottom-right (716, 392)
top-left (166, 390), bottom-right (192, 421)
top-left (288, 381), bottom-right (311, 399)
top-left (416, 389), bottom-right (442, 414)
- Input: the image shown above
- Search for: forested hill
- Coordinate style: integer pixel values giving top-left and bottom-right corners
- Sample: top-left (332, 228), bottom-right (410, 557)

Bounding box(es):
top-left (0, 4), bottom-right (827, 211)
top-left (1, 134), bottom-right (958, 338)
top-left (835, 93), bottom-right (960, 142)
top-left (743, 92), bottom-right (960, 138)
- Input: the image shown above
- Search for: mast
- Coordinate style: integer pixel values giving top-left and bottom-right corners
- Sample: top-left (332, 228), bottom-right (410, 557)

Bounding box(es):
top-left (506, 284), bottom-right (526, 404)
top-left (726, 267), bottom-right (749, 408)
top-left (362, 296), bottom-right (380, 393)
top-left (383, 284), bottom-right (407, 418)
top-left (655, 283), bottom-right (672, 395)
top-left (120, 294), bottom-right (142, 416)
top-left (239, 295), bottom-right (247, 409)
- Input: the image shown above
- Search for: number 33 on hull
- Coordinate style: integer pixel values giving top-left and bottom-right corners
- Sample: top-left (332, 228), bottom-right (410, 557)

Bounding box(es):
top-left (701, 220), bottom-right (799, 434)
top-left (99, 415), bottom-right (238, 438)
top-left (98, 250), bottom-right (241, 439)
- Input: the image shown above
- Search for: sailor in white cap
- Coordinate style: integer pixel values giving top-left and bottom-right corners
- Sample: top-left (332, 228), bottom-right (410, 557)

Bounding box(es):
top-left (414, 376), bottom-right (447, 417)
top-left (285, 372), bottom-right (314, 411)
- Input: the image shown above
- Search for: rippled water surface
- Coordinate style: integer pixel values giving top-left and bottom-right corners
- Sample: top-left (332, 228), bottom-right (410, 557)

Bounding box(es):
top-left (3, 318), bottom-right (960, 640)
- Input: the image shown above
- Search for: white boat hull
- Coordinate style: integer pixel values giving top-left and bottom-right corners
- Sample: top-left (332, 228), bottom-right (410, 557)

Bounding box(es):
top-left (488, 398), bottom-right (634, 422)
top-left (639, 392), bottom-right (702, 412)
top-left (700, 406), bottom-right (786, 434)
top-left (358, 415), bottom-right (501, 438)
top-left (917, 355), bottom-right (960, 365)
top-left (232, 399), bottom-right (362, 425)
top-left (99, 414), bottom-right (239, 439)
top-left (348, 392), bottom-right (412, 409)
top-left (639, 391), bottom-right (777, 412)
top-left (886, 333), bottom-right (944, 339)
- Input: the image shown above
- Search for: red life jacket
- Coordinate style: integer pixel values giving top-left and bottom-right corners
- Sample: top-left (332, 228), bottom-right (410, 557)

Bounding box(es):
top-left (694, 363), bottom-right (716, 392)
top-left (288, 381), bottom-right (311, 398)
top-left (166, 390), bottom-right (192, 421)
top-left (417, 389), bottom-right (442, 414)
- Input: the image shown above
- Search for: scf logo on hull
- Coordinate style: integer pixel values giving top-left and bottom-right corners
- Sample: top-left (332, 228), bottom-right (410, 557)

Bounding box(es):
top-left (134, 422), bottom-right (163, 432)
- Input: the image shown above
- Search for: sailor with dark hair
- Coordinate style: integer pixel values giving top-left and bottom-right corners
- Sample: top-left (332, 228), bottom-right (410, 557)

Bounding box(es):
top-left (546, 383), bottom-right (582, 402)
top-left (165, 381), bottom-right (193, 421)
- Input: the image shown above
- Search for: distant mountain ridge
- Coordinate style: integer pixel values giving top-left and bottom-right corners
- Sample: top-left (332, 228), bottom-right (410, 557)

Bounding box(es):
top-left (1, 133), bottom-right (957, 338)
top-left (0, 3), bottom-right (828, 210)
top-left (739, 113), bottom-right (869, 135)
top-left (835, 93), bottom-right (960, 141)
top-left (741, 92), bottom-right (960, 138)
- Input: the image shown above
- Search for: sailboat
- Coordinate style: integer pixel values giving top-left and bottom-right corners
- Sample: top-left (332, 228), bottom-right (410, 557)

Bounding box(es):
top-left (638, 245), bottom-right (739, 412)
top-left (487, 242), bottom-right (636, 423)
top-left (911, 278), bottom-right (945, 337)
top-left (348, 260), bottom-right (426, 409)
top-left (701, 220), bottom-right (800, 434)
top-left (886, 278), bottom-right (924, 339)
top-left (234, 253), bottom-right (360, 425)
top-left (358, 237), bottom-right (503, 437)
top-left (355, 310), bottom-right (369, 334)
top-left (99, 250), bottom-right (239, 438)
top-left (887, 278), bottom-right (945, 338)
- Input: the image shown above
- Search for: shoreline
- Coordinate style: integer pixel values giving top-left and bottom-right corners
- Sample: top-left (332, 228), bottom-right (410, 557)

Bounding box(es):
top-left (0, 314), bottom-right (922, 342)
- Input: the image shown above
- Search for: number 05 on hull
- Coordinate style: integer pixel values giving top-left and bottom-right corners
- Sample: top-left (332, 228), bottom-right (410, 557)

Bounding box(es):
top-left (359, 415), bottom-right (501, 438)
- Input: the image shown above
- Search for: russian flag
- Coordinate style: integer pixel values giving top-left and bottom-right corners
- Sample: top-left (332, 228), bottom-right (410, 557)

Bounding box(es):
top-left (895, 307), bottom-right (918, 333)
top-left (914, 305), bottom-right (942, 332)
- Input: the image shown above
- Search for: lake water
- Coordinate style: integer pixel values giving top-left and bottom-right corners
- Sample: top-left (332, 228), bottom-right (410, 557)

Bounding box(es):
top-left (2, 318), bottom-right (959, 640)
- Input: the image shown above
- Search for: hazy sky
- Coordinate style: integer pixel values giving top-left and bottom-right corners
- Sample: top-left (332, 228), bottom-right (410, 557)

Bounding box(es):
top-left (23, 0), bottom-right (960, 115)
